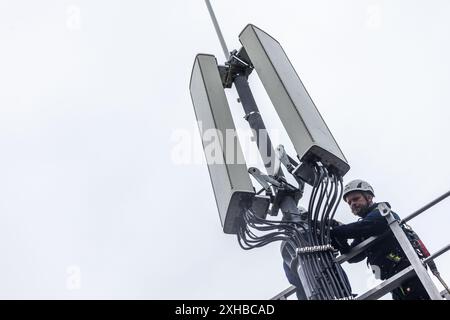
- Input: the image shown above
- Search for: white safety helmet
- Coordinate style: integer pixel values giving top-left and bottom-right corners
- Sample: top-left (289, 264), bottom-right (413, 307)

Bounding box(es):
top-left (343, 179), bottom-right (375, 201)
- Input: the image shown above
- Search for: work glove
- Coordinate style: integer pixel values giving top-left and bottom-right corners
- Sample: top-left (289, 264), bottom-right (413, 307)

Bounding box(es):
top-left (329, 219), bottom-right (343, 228)
top-left (330, 228), bottom-right (351, 254)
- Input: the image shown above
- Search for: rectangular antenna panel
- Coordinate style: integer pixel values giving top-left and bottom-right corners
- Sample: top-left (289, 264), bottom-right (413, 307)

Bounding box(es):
top-left (239, 24), bottom-right (350, 176)
top-left (189, 54), bottom-right (255, 234)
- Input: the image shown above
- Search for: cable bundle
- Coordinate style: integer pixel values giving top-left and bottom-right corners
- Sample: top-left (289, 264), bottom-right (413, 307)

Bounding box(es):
top-left (237, 162), bottom-right (353, 300)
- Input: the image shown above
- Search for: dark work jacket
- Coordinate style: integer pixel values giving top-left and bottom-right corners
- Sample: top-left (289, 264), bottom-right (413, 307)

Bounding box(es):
top-left (331, 203), bottom-right (408, 280)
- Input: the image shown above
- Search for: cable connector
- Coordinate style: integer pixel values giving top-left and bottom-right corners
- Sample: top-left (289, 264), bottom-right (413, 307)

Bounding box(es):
top-left (296, 244), bottom-right (335, 254)
top-left (334, 295), bottom-right (355, 300)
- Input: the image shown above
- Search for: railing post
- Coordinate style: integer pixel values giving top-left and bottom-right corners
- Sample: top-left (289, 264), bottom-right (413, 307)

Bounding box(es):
top-left (379, 204), bottom-right (442, 300)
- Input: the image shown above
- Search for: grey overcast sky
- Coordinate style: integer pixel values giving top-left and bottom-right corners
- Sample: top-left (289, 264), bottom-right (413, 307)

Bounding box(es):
top-left (0, 0), bottom-right (449, 299)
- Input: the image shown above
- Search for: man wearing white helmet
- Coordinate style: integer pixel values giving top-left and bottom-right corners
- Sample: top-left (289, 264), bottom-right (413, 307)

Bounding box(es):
top-left (331, 179), bottom-right (430, 300)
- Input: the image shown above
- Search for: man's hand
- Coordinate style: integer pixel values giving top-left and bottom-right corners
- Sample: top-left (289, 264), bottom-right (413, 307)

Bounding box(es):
top-left (330, 227), bottom-right (351, 254)
top-left (329, 219), bottom-right (343, 228)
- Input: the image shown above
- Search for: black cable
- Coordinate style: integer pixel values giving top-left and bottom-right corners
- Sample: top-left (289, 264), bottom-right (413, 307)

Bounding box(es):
top-left (236, 163), bottom-right (353, 300)
top-left (310, 165), bottom-right (351, 299)
top-left (317, 168), bottom-right (346, 298)
top-left (305, 165), bottom-right (337, 299)
top-left (316, 170), bottom-right (343, 298)
top-left (327, 176), bottom-right (352, 298)
top-left (321, 171), bottom-right (351, 298)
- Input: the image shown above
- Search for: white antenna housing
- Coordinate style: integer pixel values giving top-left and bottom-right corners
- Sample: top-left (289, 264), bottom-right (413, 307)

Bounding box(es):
top-left (189, 54), bottom-right (255, 234)
top-left (239, 24), bottom-right (350, 176)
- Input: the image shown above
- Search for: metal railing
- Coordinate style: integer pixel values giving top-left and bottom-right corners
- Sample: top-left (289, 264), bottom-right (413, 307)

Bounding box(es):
top-left (271, 190), bottom-right (450, 300)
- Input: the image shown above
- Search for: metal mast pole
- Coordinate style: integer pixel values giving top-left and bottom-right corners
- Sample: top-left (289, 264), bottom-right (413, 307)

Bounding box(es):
top-left (204, 0), bottom-right (230, 60)
top-left (203, 0), bottom-right (278, 175)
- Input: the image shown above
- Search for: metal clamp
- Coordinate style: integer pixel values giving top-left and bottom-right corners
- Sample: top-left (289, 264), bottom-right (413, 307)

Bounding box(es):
top-left (377, 202), bottom-right (391, 217)
top-left (296, 244), bottom-right (335, 254)
top-left (243, 110), bottom-right (260, 120)
top-left (276, 145), bottom-right (295, 172)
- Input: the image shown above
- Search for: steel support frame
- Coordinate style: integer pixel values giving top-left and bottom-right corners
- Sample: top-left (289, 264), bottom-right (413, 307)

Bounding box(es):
top-left (234, 75), bottom-right (278, 176)
top-left (271, 285), bottom-right (297, 300)
top-left (356, 266), bottom-right (415, 300)
top-left (234, 71), bottom-right (315, 300)
top-left (383, 211), bottom-right (443, 300)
